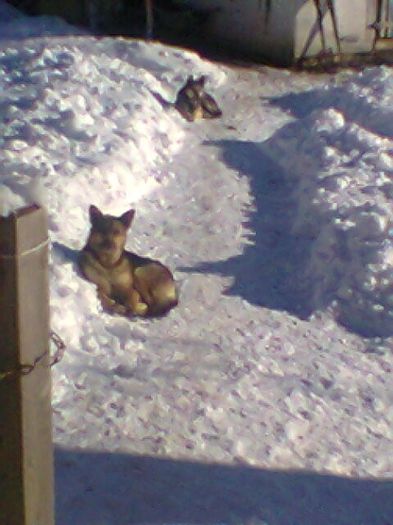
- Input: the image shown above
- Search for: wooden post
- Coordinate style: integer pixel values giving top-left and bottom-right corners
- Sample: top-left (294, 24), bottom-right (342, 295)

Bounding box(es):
top-left (0, 205), bottom-right (54, 525)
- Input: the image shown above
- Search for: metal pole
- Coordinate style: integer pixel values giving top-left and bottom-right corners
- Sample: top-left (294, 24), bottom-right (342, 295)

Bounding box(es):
top-left (145, 0), bottom-right (154, 39)
top-left (327, 0), bottom-right (341, 53)
top-left (313, 0), bottom-right (327, 52)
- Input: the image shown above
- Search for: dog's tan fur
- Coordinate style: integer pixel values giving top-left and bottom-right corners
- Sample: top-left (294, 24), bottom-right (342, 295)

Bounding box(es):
top-left (79, 205), bottom-right (178, 317)
top-left (175, 75), bottom-right (222, 122)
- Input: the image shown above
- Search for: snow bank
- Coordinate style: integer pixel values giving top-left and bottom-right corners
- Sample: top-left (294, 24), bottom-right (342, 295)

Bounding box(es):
top-left (0, 39), bottom-right (184, 220)
top-left (0, 26), bottom-right (226, 356)
top-left (265, 68), bottom-right (393, 336)
top-left (1, 8), bottom-right (392, 521)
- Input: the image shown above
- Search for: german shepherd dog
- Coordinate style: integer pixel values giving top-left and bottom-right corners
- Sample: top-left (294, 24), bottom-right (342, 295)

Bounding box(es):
top-left (79, 205), bottom-right (178, 317)
top-left (174, 75), bottom-right (222, 122)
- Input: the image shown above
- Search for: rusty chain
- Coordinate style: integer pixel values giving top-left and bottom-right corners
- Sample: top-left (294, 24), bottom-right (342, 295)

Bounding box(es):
top-left (0, 330), bottom-right (66, 382)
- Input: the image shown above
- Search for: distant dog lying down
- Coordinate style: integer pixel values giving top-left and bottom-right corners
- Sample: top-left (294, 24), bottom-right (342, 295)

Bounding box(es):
top-left (175, 75), bottom-right (222, 122)
top-left (79, 205), bottom-right (178, 317)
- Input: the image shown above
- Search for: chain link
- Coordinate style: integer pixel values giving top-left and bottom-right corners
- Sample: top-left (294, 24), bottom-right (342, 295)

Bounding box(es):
top-left (0, 330), bottom-right (65, 382)
top-left (49, 330), bottom-right (66, 366)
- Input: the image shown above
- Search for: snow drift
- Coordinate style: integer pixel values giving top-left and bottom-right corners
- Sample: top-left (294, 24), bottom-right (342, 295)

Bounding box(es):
top-left (266, 68), bottom-right (393, 335)
top-left (0, 4), bottom-right (392, 524)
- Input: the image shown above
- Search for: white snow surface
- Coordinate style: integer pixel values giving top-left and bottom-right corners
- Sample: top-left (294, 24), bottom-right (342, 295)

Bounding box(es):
top-left (0, 5), bottom-right (392, 525)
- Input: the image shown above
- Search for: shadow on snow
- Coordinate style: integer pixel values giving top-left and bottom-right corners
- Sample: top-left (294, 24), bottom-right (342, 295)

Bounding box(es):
top-left (179, 137), bottom-right (321, 320)
top-left (265, 83), bottom-right (393, 139)
top-left (56, 447), bottom-right (393, 525)
top-left (178, 80), bottom-right (393, 337)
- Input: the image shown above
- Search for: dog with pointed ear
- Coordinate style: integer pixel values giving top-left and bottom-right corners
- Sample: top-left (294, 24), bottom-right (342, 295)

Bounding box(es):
top-left (174, 74), bottom-right (222, 122)
top-left (89, 204), bottom-right (135, 230)
top-left (84, 205), bottom-right (135, 268)
top-left (78, 205), bottom-right (178, 317)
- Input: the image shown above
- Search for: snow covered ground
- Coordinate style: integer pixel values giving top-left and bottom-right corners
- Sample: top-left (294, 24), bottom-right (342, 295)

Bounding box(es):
top-left (0, 3), bottom-right (392, 524)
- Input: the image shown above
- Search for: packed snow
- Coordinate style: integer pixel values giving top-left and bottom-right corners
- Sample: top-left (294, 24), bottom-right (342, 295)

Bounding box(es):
top-left (0, 3), bottom-right (392, 525)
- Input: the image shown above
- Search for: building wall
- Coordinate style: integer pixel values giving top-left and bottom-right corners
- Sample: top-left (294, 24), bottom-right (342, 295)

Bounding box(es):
top-left (185, 0), bottom-right (298, 65)
top-left (385, 0), bottom-right (393, 37)
top-left (295, 0), bottom-right (376, 59)
top-left (185, 0), bottom-right (377, 64)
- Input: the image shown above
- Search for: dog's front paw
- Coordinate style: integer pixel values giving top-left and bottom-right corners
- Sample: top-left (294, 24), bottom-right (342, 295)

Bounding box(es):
top-left (97, 289), bottom-right (127, 315)
top-left (127, 302), bottom-right (149, 317)
top-left (134, 302), bottom-right (149, 316)
top-left (111, 303), bottom-right (128, 315)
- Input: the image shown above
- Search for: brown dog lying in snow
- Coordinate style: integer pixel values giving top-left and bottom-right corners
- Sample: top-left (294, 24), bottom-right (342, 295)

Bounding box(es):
top-left (175, 75), bottom-right (222, 122)
top-left (79, 205), bottom-right (178, 317)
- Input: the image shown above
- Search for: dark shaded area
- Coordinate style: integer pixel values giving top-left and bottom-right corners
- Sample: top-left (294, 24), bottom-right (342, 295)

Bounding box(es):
top-left (4, 0), bottom-right (276, 66)
top-left (6, 0), bottom-right (36, 16)
top-left (6, 0), bottom-right (211, 42)
top-left (56, 447), bottom-right (393, 525)
top-left (5, 1), bottom-right (393, 69)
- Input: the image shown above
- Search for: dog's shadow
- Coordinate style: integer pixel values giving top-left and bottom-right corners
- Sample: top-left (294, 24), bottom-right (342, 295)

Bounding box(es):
top-left (52, 241), bottom-right (80, 267)
top-left (148, 88), bottom-right (173, 109)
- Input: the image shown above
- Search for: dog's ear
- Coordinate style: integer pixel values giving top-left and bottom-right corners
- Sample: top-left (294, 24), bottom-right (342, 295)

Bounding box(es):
top-left (186, 75), bottom-right (194, 84)
top-left (89, 205), bottom-right (103, 224)
top-left (119, 209), bottom-right (135, 229)
top-left (197, 75), bottom-right (206, 87)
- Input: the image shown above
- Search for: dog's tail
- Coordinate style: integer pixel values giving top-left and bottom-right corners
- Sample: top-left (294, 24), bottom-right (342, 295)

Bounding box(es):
top-left (133, 263), bottom-right (179, 317)
top-left (149, 297), bottom-right (178, 317)
top-left (149, 89), bottom-right (173, 109)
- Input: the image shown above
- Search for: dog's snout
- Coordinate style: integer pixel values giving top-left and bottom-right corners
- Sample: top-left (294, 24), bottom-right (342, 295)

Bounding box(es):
top-left (101, 237), bottom-right (116, 250)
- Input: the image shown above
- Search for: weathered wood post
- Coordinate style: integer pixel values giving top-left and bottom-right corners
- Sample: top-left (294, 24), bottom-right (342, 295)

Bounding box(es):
top-left (0, 205), bottom-right (54, 525)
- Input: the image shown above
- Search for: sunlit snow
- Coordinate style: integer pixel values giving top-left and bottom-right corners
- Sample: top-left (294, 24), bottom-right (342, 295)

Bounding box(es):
top-left (0, 3), bottom-right (392, 525)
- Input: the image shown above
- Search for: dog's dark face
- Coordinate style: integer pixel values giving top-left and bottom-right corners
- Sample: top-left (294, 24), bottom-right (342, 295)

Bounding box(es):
top-left (185, 75), bottom-right (206, 97)
top-left (86, 205), bottom-right (135, 267)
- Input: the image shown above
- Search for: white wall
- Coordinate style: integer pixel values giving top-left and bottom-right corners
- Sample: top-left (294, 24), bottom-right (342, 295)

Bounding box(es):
top-left (295, 0), bottom-right (376, 59)
top-left (185, 0), bottom-right (377, 64)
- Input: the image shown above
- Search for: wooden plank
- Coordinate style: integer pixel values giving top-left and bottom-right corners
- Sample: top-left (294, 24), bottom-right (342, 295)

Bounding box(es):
top-left (0, 205), bottom-right (54, 525)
